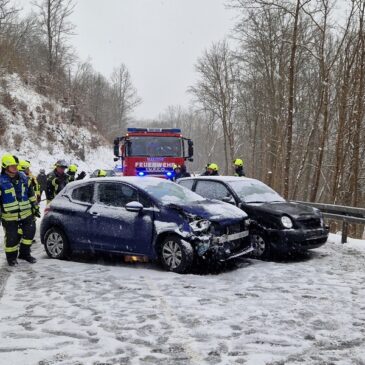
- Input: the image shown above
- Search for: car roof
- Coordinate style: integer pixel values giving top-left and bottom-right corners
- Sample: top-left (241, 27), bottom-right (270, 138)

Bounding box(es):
top-left (178, 176), bottom-right (259, 184)
top-left (65, 176), bottom-right (173, 190)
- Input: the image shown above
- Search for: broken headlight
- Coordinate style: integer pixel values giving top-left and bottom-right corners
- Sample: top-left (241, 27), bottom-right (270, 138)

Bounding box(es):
top-left (189, 219), bottom-right (211, 234)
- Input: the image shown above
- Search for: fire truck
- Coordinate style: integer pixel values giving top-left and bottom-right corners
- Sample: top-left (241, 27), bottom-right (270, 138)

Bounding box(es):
top-left (113, 128), bottom-right (194, 178)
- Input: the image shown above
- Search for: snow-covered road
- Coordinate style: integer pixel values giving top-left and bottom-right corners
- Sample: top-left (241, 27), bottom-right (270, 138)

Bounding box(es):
top-left (0, 233), bottom-right (364, 365)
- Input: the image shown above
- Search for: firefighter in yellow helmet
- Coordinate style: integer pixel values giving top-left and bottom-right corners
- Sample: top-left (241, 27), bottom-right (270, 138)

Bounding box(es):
top-left (202, 163), bottom-right (219, 176)
top-left (0, 153), bottom-right (39, 266)
top-left (96, 169), bottom-right (107, 177)
top-left (67, 164), bottom-right (78, 182)
top-left (67, 164), bottom-right (87, 182)
top-left (18, 160), bottom-right (41, 203)
top-left (233, 158), bottom-right (245, 177)
top-left (172, 164), bottom-right (191, 181)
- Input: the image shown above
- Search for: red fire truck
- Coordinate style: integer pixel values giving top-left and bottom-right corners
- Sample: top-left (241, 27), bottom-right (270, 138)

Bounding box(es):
top-left (113, 128), bottom-right (194, 178)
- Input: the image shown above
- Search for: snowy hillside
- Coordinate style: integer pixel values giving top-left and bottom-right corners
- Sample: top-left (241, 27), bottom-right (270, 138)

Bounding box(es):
top-left (0, 73), bottom-right (113, 173)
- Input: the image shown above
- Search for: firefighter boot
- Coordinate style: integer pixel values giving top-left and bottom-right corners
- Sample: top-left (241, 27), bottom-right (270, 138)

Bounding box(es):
top-left (18, 253), bottom-right (37, 263)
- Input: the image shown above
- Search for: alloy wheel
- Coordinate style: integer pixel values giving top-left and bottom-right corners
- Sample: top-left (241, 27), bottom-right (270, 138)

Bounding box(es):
top-left (46, 232), bottom-right (64, 257)
top-left (162, 240), bottom-right (182, 269)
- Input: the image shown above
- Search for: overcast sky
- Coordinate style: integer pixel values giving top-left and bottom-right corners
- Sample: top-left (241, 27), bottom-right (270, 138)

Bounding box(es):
top-left (18, 0), bottom-right (236, 120)
top-left (17, 0), bottom-right (348, 121)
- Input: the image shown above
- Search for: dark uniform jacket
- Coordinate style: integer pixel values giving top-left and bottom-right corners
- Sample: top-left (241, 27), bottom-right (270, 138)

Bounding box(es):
top-left (46, 170), bottom-right (70, 202)
top-left (37, 172), bottom-right (47, 191)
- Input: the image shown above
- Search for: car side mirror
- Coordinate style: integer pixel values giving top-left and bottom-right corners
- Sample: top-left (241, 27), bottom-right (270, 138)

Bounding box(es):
top-left (125, 201), bottom-right (143, 212)
top-left (222, 196), bottom-right (235, 205)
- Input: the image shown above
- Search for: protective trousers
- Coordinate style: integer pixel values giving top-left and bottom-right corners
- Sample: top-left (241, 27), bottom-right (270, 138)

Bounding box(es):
top-left (2, 216), bottom-right (36, 263)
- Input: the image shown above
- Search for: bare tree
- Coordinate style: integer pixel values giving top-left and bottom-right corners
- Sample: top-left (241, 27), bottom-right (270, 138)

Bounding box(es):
top-left (33, 0), bottom-right (75, 75)
top-left (110, 63), bottom-right (142, 135)
top-left (189, 40), bottom-right (239, 174)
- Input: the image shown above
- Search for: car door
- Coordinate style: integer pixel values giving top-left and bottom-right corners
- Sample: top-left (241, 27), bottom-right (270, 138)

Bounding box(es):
top-left (65, 183), bottom-right (96, 249)
top-left (88, 182), bottom-right (154, 255)
top-left (194, 180), bottom-right (236, 203)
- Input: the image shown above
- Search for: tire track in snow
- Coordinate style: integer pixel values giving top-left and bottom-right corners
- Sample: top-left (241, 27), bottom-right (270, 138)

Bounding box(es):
top-left (143, 275), bottom-right (205, 365)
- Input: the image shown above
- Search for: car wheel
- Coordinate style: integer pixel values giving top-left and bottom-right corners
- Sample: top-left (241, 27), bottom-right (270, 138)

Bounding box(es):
top-left (159, 236), bottom-right (194, 273)
top-left (44, 227), bottom-right (70, 259)
top-left (250, 230), bottom-right (270, 258)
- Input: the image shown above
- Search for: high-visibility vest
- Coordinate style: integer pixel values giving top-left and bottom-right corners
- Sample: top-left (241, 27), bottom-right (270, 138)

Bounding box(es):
top-left (0, 172), bottom-right (36, 221)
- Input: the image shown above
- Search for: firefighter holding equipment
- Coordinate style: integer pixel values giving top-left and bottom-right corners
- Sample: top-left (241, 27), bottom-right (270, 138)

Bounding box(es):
top-left (46, 160), bottom-right (70, 203)
top-left (0, 153), bottom-right (39, 266)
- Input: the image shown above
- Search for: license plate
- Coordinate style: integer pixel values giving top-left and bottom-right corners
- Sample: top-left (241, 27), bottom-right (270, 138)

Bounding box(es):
top-left (213, 230), bottom-right (249, 244)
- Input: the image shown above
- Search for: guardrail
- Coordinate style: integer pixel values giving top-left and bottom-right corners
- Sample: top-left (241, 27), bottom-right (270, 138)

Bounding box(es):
top-left (294, 201), bottom-right (365, 244)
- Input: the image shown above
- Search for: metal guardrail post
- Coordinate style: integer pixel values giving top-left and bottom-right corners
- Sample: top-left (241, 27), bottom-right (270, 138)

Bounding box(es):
top-left (341, 221), bottom-right (348, 244)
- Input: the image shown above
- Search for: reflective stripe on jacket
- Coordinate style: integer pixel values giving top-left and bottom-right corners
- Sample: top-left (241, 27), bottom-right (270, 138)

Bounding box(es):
top-left (0, 172), bottom-right (35, 221)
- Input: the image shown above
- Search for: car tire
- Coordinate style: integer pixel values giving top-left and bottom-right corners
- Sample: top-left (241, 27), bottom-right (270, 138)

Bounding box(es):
top-left (250, 230), bottom-right (270, 259)
top-left (159, 235), bottom-right (194, 274)
top-left (44, 227), bottom-right (70, 260)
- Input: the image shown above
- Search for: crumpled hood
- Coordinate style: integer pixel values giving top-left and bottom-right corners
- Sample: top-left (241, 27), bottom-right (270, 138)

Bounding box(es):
top-left (249, 201), bottom-right (319, 219)
top-left (167, 199), bottom-right (247, 223)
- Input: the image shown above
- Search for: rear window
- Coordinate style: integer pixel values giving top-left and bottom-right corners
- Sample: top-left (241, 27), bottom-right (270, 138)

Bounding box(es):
top-left (195, 181), bottom-right (231, 200)
top-left (71, 184), bottom-right (94, 203)
top-left (178, 179), bottom-right (194, 190)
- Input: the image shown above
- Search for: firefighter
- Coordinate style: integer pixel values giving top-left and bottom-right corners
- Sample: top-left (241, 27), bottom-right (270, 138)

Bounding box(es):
top-left (233, 158), bottom-right (245, 177)
top-left (96, 169), bottom-right (107, 177)
top-left (46, 160), bottom-right (69, 203)
top-left (202, 163), bottom-right (219, 176)
top-left (67, 164), bottom-right (78, 182)
top-left (67, 164), bottom-right (86, 182)
top-left (172, 164), bottom-right (191, 181)
top-left (0, 153), bottom-right (40, 266)
top-left (18, 160), bottom-right (41, 203)
top-left (37, 169), bottom-right (47, 200)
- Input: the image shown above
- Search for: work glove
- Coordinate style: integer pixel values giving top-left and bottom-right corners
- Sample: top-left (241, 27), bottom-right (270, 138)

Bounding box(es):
top-left (76, 171), bottom-right (86, 180)
top-left (33, 205), bottom-right (41, 218)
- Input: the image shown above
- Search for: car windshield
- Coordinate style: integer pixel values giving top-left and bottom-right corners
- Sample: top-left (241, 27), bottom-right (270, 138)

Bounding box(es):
top-left (229, 180), bottom-right (285, 203)
top-left (137, 179), bottom-right (205, 205)
top-left (128, 136), bottom-right (182, 157)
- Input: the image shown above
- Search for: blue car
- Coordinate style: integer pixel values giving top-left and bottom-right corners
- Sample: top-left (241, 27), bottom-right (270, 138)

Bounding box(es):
top-left (41, 177), bottom-right (252, 273)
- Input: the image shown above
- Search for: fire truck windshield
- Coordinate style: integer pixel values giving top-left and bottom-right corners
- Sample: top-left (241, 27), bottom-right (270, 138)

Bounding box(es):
top-left (128, 136), bottom-right (182, 157)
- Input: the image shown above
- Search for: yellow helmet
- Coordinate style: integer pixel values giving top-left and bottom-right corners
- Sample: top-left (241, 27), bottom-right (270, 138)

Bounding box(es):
top-left (208, 163), bottom-right (219, 171)
top-left (173, 164), bottom-right (181, 170)
top-left (233, 158), bottom-right (244, 167)
top-left (97, 169), bottom-right (107, 177)
top-left (68, 164), bottom-right (78, 173)
top-left (1, 153), bottom-right (19, 168)
top-left (18, 159), bottom-right (31, 171)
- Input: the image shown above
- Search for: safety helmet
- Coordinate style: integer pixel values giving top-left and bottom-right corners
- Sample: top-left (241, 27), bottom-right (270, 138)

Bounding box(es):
top-left (97, 169), bottom-right (107, 177)
top-left (233, 158), bottom-right (244, 167)
top-left (18, 159), bottom-right (31, 171)
top-left (55, 159), bottom-right (68, 168)
top-left (68, 164), bottom-right (78, 173)
top-left (207, 163), bottom-right (219, 172)
top-left (173, 164), bottom-right (181, 170)
top-left (1, 153), bottom-right (19, 168)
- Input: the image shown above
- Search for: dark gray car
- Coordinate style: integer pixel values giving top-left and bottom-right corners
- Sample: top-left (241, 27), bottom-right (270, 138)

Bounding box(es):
top-left (178, 176), bottom-right (329, 258)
